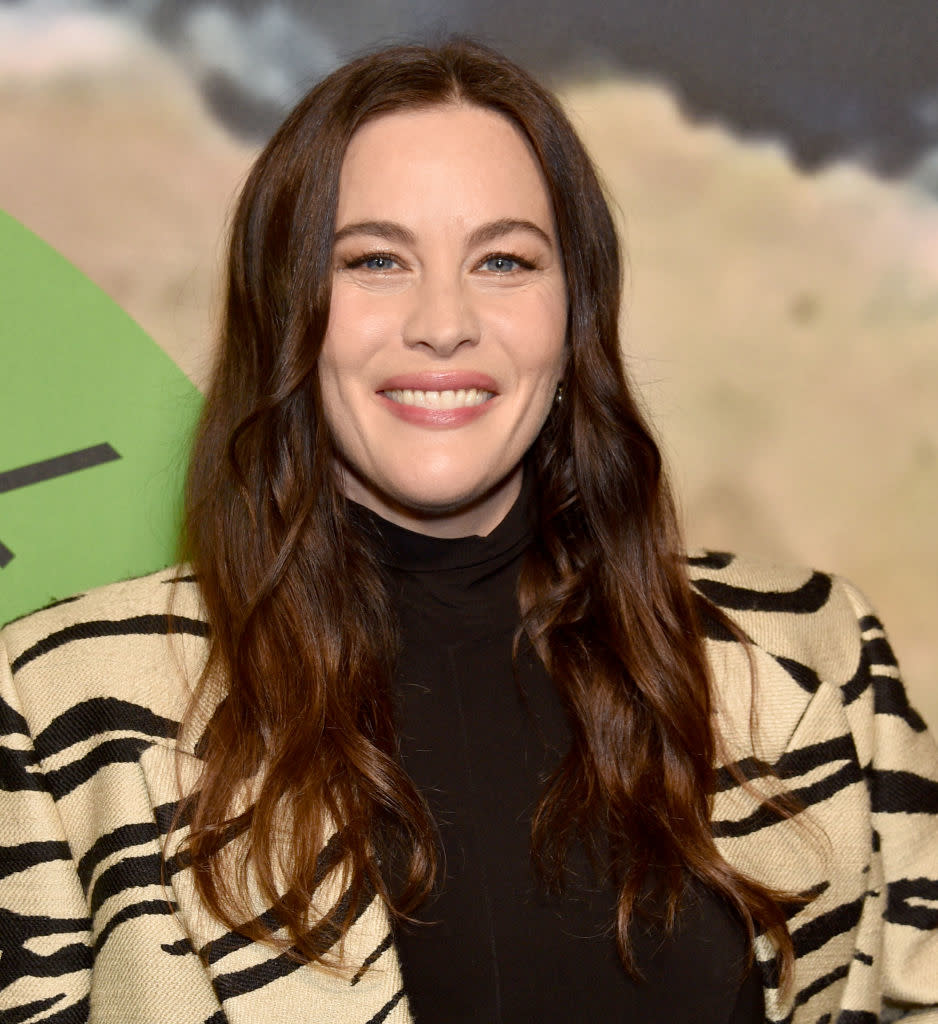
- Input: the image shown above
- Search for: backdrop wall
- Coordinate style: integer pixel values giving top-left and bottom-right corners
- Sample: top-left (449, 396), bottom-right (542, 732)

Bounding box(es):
top-left (2, 1), bottom-right (936, 726)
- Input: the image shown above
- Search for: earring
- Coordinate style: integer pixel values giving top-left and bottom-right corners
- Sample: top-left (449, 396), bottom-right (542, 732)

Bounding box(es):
top-left (554, 381), bottom-right (564, 405)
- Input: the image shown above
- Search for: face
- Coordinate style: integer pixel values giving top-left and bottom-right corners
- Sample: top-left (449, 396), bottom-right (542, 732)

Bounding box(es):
top-left (318, 104), bottom-right (568, 537)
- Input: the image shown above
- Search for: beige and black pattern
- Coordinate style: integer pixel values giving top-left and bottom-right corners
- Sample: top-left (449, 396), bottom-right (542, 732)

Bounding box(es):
top-left (1, 556), bottom-right (936, 1023)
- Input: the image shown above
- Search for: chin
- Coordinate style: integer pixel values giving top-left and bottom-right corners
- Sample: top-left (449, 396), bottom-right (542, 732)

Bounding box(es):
top-left (341, 457), bottom-right (522, 535)
top-left (388, 481), bottom-right (498, 516)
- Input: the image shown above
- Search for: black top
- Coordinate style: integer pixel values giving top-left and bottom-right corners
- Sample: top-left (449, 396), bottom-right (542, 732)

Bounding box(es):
top-left (356, 490), bottom-right (764, 1023)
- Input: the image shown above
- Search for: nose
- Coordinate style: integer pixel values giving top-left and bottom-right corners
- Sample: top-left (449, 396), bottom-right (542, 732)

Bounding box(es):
top-left (401, 271), bottom-right (479, 356)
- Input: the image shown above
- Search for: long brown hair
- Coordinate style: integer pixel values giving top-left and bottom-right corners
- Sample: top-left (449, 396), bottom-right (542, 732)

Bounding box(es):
top-left (180, 38), bottom-right (794, 980)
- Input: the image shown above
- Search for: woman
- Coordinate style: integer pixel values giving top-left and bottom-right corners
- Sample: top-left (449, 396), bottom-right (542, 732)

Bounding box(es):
top-left (1, 39), bottom-right (936, 1024)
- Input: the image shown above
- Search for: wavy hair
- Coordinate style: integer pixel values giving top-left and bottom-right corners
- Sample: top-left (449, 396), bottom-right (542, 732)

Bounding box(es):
top-left (179, 38), bottom-right (795, 981)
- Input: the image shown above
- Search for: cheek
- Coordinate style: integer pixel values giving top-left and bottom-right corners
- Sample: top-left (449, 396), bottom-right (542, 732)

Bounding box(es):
top-left (314, 343), bottom-right (344, 417)
top-left (316, 330), bottom-right (365, 445)
top-left (321, 290), bottom-right (399, 373)
top-left (315, 366), bottom-right (347, 451)
top-left (497, 298), bottom-right (567, 382)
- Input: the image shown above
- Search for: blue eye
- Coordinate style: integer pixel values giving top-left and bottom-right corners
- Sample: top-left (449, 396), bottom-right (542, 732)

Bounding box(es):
top-left (362, 254), bottom-right (396, 271)
top-left (483, 255), bottom-right (519, 273)
top-left (480, 253), bottom-right (536, 274)
top-left (344, 253), bottom-right (398, 271)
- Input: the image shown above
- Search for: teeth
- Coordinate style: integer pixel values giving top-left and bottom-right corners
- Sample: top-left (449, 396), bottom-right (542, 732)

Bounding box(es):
top-left (383, 388), bottom-right (493, 409)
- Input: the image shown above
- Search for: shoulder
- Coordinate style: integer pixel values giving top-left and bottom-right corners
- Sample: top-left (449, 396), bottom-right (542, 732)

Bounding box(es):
top-left (696, 554), bottom-right (938, 1021)
top-left (0, 567), bottom-right (209, 746)
top-left (687, 549), bottom-right (873, 680)
top-left (686, 550), bottom-right (894, 761)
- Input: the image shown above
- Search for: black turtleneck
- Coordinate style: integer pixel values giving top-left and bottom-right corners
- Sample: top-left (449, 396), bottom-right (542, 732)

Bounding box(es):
top-left (356, 488), bottom-right (764, 1024)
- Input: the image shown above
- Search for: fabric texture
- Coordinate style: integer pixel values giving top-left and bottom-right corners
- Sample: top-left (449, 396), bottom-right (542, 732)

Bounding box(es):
top-left (369, 495), bottom-right (763, 1023)
top-left (1, 555), bottom-right (936, 1023)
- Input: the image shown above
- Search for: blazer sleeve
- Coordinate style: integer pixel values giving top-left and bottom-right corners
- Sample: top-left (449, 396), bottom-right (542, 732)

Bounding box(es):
top-left (0, 631), bottom-right (93, 1021)
top-left (837, 580), bottom-right (938, 1023)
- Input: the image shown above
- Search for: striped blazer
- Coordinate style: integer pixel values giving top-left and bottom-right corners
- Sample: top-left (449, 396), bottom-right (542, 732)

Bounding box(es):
top-left (1, 556), bottom-right (936, 1023)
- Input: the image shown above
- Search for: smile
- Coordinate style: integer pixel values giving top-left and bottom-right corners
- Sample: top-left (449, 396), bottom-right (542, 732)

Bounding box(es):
top-left (381, 388), bottom-right (494, 409)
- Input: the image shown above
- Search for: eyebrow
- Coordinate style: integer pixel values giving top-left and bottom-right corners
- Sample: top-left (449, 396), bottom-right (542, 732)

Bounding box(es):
top-left (333, 220), bottom-right (416, 247)
top-left (332, 217), bottom-right (554, 250)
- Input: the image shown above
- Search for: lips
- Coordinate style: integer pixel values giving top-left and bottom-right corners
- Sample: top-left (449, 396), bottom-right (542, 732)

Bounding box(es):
top-left (376, 372), bottom-right (498, 428)
top-left (377, 371), bottom-right (498, 393)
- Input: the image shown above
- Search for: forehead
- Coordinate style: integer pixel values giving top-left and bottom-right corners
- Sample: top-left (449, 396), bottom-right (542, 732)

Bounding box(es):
top-left (336, 104), bottom-right (556, 230)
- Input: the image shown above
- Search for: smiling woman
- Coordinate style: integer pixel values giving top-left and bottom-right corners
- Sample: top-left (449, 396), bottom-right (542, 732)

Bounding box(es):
top-left (320, 105), bottom-right (568, 535)
top-left (1, 38), bottom-right (937, 1024)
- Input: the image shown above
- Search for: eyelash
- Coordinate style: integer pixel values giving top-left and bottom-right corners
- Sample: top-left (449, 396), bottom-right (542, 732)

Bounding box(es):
top-left (343, 252), bottom-right (399, 272)
top-left (479, 252), bottom-right (537, 273)
top-left (341, 250), bottom-right (538, 273)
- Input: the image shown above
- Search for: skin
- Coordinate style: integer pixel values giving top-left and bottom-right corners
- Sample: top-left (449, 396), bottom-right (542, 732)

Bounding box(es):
top-left (318, 103), bottom-right (568, 538)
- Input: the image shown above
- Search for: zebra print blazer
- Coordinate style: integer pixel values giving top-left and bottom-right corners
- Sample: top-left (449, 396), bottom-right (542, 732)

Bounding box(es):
top-left (1, 556), bottom-right (936, 1024)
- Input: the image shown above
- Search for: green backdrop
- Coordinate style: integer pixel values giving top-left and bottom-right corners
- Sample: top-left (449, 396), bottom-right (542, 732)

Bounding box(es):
top-left (0, 210), bottom-right (203, 624)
